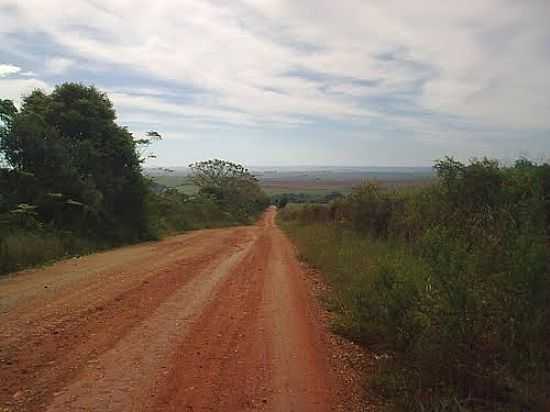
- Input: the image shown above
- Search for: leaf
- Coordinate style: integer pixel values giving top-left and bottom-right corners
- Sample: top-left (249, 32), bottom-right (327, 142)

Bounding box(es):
top-left (10, 203), bottom-right (38, 215)
top-left (47, 192), bottom-right (65, 199)
top-left (66, 199), bottom-right (85, 207)
top-left (146, 130), bottom-right (162, 140)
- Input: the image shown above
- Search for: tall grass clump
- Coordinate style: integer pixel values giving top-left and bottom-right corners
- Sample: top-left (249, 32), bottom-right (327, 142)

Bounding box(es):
top-left (279, 157), bottom-right (550, 411)
top-left (0, 231), bottom-right (65, 274)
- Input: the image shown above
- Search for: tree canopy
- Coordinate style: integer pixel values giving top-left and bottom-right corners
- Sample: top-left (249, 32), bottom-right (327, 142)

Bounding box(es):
top-left (0, 83), bottom-right (151, 241)
top-left (189, 159), bottom-right (269, 220)
top-left (1, 83), bottom-right (270, 274)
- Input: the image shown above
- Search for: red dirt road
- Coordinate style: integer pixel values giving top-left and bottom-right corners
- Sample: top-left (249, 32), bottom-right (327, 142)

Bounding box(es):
top-left (0, 208), bottom-right (337, 411)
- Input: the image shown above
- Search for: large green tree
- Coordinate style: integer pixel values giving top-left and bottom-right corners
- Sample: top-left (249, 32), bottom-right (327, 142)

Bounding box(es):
top-left (189, 159), bottom-right (269, 220)
top-left (0, 83), bottom-right (151, 242)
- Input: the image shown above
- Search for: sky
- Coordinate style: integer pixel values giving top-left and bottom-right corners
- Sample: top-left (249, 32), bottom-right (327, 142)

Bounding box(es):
top-left (1, 0), bottom-right (549, 167)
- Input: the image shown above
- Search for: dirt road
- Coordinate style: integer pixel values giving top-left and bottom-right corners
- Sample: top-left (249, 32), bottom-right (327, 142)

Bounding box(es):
top-left (0, 208), bottom-right (338, 411)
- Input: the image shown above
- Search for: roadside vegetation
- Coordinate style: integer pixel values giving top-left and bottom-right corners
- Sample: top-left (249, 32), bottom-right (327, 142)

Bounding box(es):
top-left (271, 191), bottom-right (345, 207)
top-left (279, 157), bottom-right (550, 411)
top-left (0, 83), bottom-right (268, 275)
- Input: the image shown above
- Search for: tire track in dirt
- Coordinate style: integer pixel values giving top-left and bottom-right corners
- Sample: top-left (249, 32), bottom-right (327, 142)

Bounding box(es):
top-left (150, 225), bottom-right (274, 411)
top-left (0, 228), bottom-right (255, 411)
top-left (46, 235), bottom-right (257, 411)
top-left (263, 217), bottom-right (333, 411)
top-left (1, 209), bottom-right (339, 411)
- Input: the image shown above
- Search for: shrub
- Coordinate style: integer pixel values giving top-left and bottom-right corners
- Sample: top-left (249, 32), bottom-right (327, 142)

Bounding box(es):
top-left (279, 157), bottom-right (550, 410)
top-left (0, 229), bottom-right (100, 275)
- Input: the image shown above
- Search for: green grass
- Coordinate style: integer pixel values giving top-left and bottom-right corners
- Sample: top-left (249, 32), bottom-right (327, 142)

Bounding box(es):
top-left (278, 221), bottom-right (425, 343)
top-left (277, 221), bottom-right (423, 409)
top-left (0, 231), bottom-right (101, 275)
top-left (278, 213), bottom-right (549, 411)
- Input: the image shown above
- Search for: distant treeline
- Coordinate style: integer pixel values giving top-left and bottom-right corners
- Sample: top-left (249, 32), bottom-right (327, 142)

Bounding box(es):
top-left (0, 83), bottom-right (268, 274)
top-left (271, 191), bottom-right (344, 207)
top-left (279, 157), bottom-right (550, 411)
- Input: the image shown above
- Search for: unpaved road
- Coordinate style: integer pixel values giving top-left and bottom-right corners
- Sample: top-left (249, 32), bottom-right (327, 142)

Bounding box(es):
top-left (0, 208), bottom-right (338, 411)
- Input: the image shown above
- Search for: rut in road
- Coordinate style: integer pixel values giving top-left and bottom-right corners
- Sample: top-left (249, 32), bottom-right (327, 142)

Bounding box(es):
top-left (0, 208), bottom-right (336, 411)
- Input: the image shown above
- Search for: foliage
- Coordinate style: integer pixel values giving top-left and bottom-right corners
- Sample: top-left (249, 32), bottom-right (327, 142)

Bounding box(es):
top-left (274, 195), bottom-right (289, 208)
top-left (1, 83), bottom-right (269, 275)
top-left (0, 83), bottom-right (152, 243)
top-left (271, 191), bottom-right (344, 206)
top-left (145, 187), bottom-right (240, 236)
top-left (0, 230), bottom-right (101, 275)
top-left (189, 159), bottom-right (269, 222)
top-left (279, 157), bottom-right (550, 411)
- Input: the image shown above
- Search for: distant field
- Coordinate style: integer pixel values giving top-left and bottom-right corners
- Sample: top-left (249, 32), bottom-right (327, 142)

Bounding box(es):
top-left (146, 167), bottom-right (435, 196)
top-left (260, 180), bottom-right (354, 196)
top-left (149, 175), bottom-right (198, 194)
top-left (261, 178), bottom-right (434, 195)
top-left (149, 175), bottom-right (351, 196)
top-left (257, 167), bottom-right (434, 195)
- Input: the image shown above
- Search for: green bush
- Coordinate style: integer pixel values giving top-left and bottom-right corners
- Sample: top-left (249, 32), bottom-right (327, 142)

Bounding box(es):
top-left (189, 159), bottom-right (270, 221)
top-left (279, 157), bottom-right (550, 411)
top-left (145, 188), bottom-right (243, 237)
top-left (1, 84), bottom-right (270, 275)
top-left (0, 229), bottom-right (100, 275)
top-left (1, 84), bottom-right (152, 243)
top-left (0, 231), bottom-right (64, 274)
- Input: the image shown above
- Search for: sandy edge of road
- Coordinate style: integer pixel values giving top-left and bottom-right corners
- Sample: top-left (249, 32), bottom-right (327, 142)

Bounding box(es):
top-left (298, 264), bottom-right (385, 412)
top-left (0, 208), bottom-right (373, 411)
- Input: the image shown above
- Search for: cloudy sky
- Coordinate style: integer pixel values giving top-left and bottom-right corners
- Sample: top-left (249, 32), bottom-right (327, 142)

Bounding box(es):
top-left (1, 0), bottom-right (549, 166)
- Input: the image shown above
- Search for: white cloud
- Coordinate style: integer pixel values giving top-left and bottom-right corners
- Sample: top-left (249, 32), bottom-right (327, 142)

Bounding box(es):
top-left (109, 91), bottom-right (258, 127)
top-left (0, 64), bottom-right (21, 77)
top-left (1, 0), bottom-right (549, 153)
top-left (108, 91), bottom-right (317, 130)
top-left (46, 57), bottom-right (75, 74)
top-left (0, 78), bottom-right (51, 105)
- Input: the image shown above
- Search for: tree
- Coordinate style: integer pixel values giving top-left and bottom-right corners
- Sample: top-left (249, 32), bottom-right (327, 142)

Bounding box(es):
top-left (0, 83), bottom-right (152, 242)
top-left (0, 99), bottom-right (17, 168)
top-left (0, 99), bottom-right (17, 130)
top-left (189, 159), bottom-right (255, 192)
top-left (189, 159), bottom-right (269, 220)
top-left (276, 195), bottom-right (289, 209)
